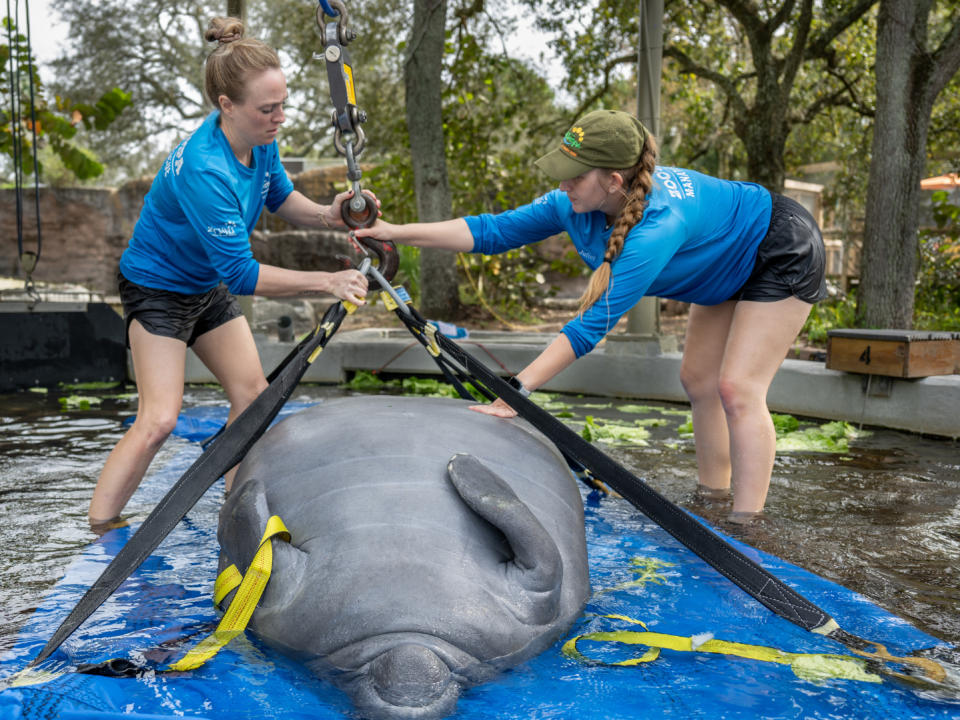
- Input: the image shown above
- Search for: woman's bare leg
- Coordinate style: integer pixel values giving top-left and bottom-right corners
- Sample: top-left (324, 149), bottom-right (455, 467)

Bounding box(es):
top-left (718, 297), bottom-right (813, 513)
top-left (89, 321), bottom-right (186, 522)
top-left (191, 316), bottom-right (268, 492)
top-left (679, 301), bottom-right (738, 491)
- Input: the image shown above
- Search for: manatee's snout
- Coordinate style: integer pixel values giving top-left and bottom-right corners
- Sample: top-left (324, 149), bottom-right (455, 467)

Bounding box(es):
top-left (353, 644), bottom-right (460, 719)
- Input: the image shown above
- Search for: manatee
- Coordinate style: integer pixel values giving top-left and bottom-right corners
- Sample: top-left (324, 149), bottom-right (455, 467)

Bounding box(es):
top-left (217, 395), bottom-right (591, 719)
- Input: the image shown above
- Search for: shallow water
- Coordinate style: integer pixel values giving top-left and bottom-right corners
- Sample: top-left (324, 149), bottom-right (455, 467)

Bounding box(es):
top-left (0, 383), bottom-right (958, 658)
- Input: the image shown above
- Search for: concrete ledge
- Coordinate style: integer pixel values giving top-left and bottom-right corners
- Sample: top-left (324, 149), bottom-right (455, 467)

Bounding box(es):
top-left (133, 328), bottom-right (960, 439)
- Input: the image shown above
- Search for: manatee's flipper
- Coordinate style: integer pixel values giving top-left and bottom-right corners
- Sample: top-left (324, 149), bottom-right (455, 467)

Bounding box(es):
top-left (447, 453), bottom-right (562, 625)
top-left (350, 644), bottom-right (461, 720)
top-left (216, 478), bottom-right (308, 613)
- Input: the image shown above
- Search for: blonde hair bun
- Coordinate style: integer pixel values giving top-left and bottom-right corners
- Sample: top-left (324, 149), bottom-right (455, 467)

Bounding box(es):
top-left (205, 16), bottom-right (245, 45)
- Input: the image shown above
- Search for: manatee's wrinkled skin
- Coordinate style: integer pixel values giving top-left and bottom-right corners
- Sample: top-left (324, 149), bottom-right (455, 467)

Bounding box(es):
top-left (217, 396), bottom-right (591, 719)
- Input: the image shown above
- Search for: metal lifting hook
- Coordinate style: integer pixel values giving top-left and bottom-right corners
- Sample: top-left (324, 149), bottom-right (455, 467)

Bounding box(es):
top-left (336, 233), bottom-right (400, 293)
top-left (316, 0), bottom-right (377, 230)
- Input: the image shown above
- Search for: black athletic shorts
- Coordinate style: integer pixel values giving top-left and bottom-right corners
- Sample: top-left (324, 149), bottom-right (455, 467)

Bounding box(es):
top-left (118, 272), bottom-right (244, 348)
top-left (727, 192), bottom-right (828, 303)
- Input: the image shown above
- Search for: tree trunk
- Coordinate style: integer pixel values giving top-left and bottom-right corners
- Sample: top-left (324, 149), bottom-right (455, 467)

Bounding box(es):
top-left (404, 0), bottom-right (460, 320)
top-left (858, 0), bottom-right (960, 329)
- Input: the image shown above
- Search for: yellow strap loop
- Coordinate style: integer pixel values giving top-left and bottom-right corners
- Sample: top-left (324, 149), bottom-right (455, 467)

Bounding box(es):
top-left (213, 564), bottom-right (242, 607)
top-left (562, 615), bottom-right (883, 683)
top-left (423, 323), bottom-right (441, 357)
top-left (169, 516), bottom-right (291, 672)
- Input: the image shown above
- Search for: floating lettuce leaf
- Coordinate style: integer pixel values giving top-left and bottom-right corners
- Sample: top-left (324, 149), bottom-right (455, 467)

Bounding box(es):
top-left (618, 404), bottom-right (668, 414)
top-left (58, 381), bottom-right (121, 390)
top-left (634, 418), bottom-right (670, 428)
top-left (677, 415), bottom-right (694, 438)
top-left (790, 655), bottom-right (881, 684)
top-left (28, 387), bottom-right (48, 394)
top-left (529, 392), bottom-right (559, 406)
top-left (580, 403), bottom-right (613, 409)
top-left (346, 370), bottom-right (396, 390)
top-left (771, 413), bottom-right (800, 435)
top-left (659, 409), bottom-right (692, 416)
top-left (776, 421), bottom-right (871, 453)
top-left (543, 402), bottom-right (571, 411)
top-left (59, 396), bottom-right (102, 410)
top-left (555, 411), bottom-right (574, 419)
top-left (581, 416), bottom-right (650, 446)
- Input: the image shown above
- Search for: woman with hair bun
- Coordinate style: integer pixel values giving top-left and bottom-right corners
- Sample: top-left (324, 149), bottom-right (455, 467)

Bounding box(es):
top-left (355, 109), bottom-right (827, 518)
top-left (89, 17), bottom-right (376, 522)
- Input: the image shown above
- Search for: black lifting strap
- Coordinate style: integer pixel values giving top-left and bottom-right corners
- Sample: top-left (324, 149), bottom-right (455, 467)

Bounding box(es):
top-left (396, 311), bottom-right (836, 635)
top-left (30, 303), bottom-right (350, 667)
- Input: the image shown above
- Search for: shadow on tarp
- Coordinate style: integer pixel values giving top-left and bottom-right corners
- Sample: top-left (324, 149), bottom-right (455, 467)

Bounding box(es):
top-left (1, 402), bottom-right (957, 719)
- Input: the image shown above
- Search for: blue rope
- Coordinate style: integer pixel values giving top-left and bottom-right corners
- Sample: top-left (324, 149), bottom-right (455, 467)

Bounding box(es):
top-left (318, 0), bottom-right (339, 17)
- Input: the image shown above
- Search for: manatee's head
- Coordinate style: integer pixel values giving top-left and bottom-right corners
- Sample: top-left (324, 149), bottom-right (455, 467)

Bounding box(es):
top-left (350, 643), bottom-right (461, 719)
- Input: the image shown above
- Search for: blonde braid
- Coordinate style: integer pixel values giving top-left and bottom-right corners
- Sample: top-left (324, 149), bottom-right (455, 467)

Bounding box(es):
top-left (578, 135), bottom-right (659, 314)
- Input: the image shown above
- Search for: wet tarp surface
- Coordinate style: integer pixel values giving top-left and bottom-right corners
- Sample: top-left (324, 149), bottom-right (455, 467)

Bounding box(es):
top-left (2, 404), bottom-right (957, 719)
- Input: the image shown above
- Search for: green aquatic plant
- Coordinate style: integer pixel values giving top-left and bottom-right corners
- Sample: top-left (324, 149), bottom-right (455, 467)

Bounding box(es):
top-left (581, 416), bottom-right (650, 446)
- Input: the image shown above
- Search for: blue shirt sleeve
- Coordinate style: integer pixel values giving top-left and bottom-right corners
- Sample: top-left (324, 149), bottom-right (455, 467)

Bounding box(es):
top-left (265, 144), bottom-right (294, 213)
top-left (465, 192), bottom-right (568, 254)
top-left (561, 207), bottom-right (687, 358)
top-left (178, 168), bottom-right (260, 295)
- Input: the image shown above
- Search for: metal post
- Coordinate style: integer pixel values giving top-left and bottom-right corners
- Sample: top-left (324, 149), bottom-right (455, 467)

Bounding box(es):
top-left (607, 0), bottom-right (677, 356)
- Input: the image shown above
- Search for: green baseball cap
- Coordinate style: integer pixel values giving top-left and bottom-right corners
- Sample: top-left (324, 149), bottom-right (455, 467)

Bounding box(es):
top-left (535, 110), bottom-right (650, 181)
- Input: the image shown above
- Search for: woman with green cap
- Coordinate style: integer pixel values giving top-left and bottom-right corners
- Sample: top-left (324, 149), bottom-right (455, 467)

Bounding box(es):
top-left (355, 109), bottom-right (826, 518)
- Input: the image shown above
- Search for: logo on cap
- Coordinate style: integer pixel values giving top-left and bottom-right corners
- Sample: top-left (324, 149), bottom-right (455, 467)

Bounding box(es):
top-left (563, 126), bottom-right (584, 149)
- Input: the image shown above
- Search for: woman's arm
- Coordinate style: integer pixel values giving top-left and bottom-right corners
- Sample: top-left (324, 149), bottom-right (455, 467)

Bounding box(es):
top-left (470, 334), bottom-right (577, 418)
top-left (353, 218), bottom-right (475, 251)
top-left (273, 189), bottom-right (382, 230)
top-left (254, 264), bottom-right (368, 305)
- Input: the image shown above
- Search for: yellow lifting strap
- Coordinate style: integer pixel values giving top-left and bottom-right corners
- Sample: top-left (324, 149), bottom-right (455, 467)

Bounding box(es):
top-left (168, 515), bottom-right (291, 672)
top-left (562, 615), bottom-right (884, 684)
top-left (308, 321), bottom-right (335, 364)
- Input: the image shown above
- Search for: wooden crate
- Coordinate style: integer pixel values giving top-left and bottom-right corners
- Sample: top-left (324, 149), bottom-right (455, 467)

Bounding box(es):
top-left (826, 329), bottom-right (960, 378)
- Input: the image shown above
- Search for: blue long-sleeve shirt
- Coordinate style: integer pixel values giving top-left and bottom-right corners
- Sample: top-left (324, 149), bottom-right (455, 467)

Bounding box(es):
top-left (120, 111), bottom-right (294, 296)
top-left (465, 168), bottom-right (772, 357)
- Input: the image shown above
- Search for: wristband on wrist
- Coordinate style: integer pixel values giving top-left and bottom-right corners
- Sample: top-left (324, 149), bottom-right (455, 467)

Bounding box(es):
top-left (507, 376), bottom-right (532, 398)
top-left (318, 205), bottom-right (335, 229)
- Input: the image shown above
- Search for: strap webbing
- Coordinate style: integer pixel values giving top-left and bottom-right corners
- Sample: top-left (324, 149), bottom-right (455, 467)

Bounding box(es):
top-left (30, 303), bottom-right (349, 667)
top-left (396, 311), bottom-right (834, 633)
top-left (168, 516), bottom-right (291, 672)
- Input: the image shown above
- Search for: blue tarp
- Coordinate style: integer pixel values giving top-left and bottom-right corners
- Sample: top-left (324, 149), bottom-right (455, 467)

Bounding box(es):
top-left (2, 404), bottom-right (957, 719)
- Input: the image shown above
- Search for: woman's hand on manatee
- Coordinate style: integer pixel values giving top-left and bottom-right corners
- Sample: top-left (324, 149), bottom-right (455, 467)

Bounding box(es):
top-left (329, 269), bottom-right (369, 305)
top-left (469, 398), bottom-right (518, 418)
top-left (326, 189), bottom-right (383, 228)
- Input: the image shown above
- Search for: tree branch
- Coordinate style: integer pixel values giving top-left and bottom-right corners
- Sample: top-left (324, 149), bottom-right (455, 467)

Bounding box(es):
top-left (781, 0), bottom-right (815, 93)
top-left (569, 53), bottom-right (635, 121)
top-left (663, 45), bottom-right (749, 119)
top-left (929, 14), bottom-right (960, 101)
top-left (805, 0), bottom-right (878, 59)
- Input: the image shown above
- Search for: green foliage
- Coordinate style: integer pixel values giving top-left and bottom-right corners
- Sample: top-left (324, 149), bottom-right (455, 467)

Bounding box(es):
top-left (365, 10), bottom-right (567, 316)
top-left (771, 414), bottom-right (800, 436)
top-left (802, 294), bottom-right (859, 344)
top-left (0, 18), bottom-right (130, 181)
top-left (916, 191), bottom-right (960, 332)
